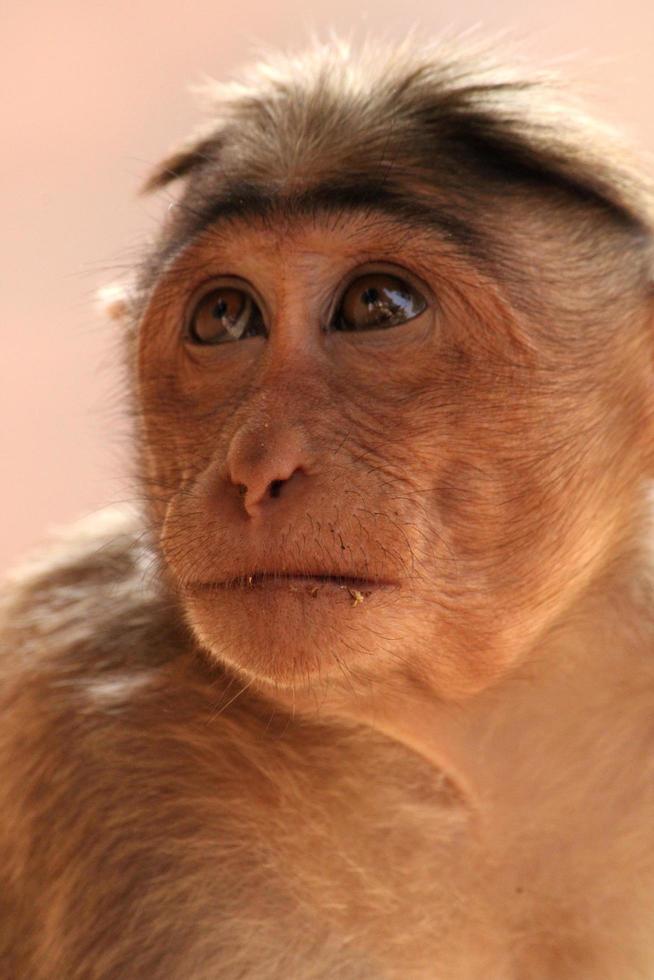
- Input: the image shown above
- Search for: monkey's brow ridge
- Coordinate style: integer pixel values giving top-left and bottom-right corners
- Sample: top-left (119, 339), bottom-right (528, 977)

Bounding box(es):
top-left (169, 179), bottom-right (485, 259)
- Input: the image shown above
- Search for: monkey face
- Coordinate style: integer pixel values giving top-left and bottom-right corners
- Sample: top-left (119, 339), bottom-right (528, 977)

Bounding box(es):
top-left (136, 195), bottom-right (652, 700)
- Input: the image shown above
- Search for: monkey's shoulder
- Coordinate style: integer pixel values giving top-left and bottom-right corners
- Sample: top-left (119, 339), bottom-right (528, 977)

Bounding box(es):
top-left (0, 506), bottom-right (203, 831)
top-left (0, 506), bottom-right (254, 821)
top-left (0, 506), bottom-right (187, 675)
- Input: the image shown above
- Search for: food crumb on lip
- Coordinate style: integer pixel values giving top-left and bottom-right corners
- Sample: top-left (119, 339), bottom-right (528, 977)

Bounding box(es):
top-left (286, 582), bottom-right (366, 605)
top-left (186, 575), bottom-right (385, 597)
top-left (276, 575), bottom-right (370, 606)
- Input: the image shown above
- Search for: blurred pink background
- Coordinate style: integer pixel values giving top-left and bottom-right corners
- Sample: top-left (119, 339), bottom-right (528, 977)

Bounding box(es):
top-left (2, 0), bottom-right (653, 570)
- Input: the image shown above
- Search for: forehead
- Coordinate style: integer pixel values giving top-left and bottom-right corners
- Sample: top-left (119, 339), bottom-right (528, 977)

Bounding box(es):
top-left (167, 181), bottom-right (483, 259)
top-left (173, 204), bottom-right (478, 271)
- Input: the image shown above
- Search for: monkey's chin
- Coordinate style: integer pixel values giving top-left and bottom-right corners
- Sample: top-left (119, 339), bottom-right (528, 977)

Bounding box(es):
top-left (181, 579), bottom-right (396, 688)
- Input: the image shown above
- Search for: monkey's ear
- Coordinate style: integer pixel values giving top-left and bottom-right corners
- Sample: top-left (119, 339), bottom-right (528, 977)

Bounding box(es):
top-left (141, 134), bottom-right (224, 194)
top-left (97, 283), bottom-right (132, 323)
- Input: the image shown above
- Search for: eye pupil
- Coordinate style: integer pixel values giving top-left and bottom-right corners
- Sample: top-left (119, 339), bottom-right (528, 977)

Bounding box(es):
top-left (362, 287), bottom-right (380, 307)
top-left (213, 299), bottom-right (228, 319)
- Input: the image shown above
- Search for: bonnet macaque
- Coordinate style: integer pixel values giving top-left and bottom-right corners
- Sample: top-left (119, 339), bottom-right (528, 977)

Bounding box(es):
top-left (2, 40), bottom-right (654, 979)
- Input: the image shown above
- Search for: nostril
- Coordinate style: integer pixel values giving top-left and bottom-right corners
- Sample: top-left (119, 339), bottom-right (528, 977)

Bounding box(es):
top-left (267, 467), bottom-right (304, 501)
top-left (230, 460), bottom-right (307, 516)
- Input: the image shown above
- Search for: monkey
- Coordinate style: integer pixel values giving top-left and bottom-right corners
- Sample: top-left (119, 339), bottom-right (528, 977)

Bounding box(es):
top-left (2, 37), bottom-right (654, 980)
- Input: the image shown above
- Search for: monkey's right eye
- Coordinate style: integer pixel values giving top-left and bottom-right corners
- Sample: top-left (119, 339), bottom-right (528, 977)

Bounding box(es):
top-left (187, 287), bottom-right (266, 345)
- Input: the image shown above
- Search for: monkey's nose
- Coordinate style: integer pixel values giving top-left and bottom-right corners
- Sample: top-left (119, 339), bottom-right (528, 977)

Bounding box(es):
top-left (226, 424), bottom-right (308, 518)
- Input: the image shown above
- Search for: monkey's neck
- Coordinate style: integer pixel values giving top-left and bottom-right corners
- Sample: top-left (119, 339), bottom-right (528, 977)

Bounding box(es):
top-left (377, 572), bottom-right (654, 821)
top-left (309, 555), bottom-right (654, 823)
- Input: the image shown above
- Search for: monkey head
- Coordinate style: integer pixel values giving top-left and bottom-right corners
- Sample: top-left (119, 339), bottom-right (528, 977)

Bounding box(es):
top-left (128, 44), bottom-right (654, 700)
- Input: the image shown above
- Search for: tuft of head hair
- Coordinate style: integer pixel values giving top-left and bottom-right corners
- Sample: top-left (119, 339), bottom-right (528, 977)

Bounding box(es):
top-left (143, 38), bottom-right (653, 234)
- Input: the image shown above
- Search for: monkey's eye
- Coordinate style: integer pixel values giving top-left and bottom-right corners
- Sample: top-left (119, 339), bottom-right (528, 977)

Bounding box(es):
top-left (333, 274), bottom-right (426, 331)
top-left (187, 287), bottom-right (266, 345)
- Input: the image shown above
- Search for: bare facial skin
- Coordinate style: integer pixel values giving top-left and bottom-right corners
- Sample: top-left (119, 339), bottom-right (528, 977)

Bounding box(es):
top-left (141, 206), bottom-right (651, 701)
top-left (2, 41), bottom-right (654, 979)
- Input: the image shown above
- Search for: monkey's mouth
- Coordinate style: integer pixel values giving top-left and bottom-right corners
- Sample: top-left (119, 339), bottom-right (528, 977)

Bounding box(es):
top-left (184, 572), bottom-right (395, 594)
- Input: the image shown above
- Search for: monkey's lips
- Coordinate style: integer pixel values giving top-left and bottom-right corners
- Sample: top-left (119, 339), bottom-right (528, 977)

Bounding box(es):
top-left (180, 572), bottom-right (400, 683)
top-left (184, 572), bottom-right (396, 594)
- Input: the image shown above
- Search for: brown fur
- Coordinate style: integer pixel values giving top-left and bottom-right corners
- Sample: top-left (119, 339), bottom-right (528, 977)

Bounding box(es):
top-left (2, 40), bottom-right (654, 978)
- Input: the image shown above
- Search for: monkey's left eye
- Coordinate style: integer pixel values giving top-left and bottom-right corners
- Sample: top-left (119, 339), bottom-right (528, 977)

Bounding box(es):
top-left (187, 287), bottom-right (266, 345)
top-left (333, 274), bottom-right (426, 332)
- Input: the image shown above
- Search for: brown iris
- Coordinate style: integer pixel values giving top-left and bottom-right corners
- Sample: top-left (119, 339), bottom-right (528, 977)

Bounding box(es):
top-left (188, 287), bottom-right (265, 345)
top-left (334, 274), bottom-right (426, 331)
